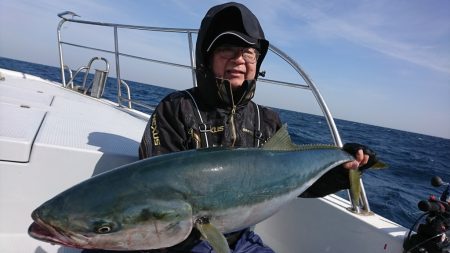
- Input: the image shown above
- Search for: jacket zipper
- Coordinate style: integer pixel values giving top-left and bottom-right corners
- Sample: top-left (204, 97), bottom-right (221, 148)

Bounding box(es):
top-left (229, 105), bottom-right (237, 147)
top-left (228, 83), bottom-right (247, 147)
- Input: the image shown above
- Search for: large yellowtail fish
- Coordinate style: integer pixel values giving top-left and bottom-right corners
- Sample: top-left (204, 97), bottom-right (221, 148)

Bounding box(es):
top-left (29, 125), bottom-right (355, 253)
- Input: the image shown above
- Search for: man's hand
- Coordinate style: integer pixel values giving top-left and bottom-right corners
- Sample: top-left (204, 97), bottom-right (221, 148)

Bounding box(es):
top-left (343, 149), bottom-right (369, 170)
top-left (342, 143), bottom-right (377, 171)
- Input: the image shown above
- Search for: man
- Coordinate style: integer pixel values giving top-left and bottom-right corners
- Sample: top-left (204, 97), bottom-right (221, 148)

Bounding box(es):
top-left (139, 2), bottom-right (375, 253)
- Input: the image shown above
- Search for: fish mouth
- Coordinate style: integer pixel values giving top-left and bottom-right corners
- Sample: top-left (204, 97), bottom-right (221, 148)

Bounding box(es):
top-left (28, 211), bottom-right (87, 248)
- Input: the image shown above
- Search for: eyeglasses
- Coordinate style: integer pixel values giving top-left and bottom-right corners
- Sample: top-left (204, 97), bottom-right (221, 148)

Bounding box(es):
top-left (214, 46), bottom-right (260, 63)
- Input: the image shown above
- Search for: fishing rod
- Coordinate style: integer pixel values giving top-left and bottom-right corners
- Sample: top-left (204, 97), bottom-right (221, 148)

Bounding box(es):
top-left (403, 176), bottom-right (450, 253)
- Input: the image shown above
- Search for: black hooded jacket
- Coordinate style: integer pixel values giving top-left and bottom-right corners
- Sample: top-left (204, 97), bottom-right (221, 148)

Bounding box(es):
top-left (139, 2), bottom-right (281, 158)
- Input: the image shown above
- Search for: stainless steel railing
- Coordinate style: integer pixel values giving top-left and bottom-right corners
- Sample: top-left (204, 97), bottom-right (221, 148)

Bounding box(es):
top-left (56, 11), bottom-right (370, 214)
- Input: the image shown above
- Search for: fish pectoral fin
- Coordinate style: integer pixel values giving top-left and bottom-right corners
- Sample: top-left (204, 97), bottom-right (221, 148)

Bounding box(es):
top-left (195, 217), bottom-right (229, 253)
top-left (349, 169), bottom-right (362, 210)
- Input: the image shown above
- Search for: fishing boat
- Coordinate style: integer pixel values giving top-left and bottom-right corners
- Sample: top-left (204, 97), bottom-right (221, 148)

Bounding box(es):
top-left (0, 12), bottom-right (408, 253)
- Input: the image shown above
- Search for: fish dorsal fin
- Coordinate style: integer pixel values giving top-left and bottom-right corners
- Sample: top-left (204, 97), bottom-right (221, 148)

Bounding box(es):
top-left (262, 124), bottom-right (299, 151)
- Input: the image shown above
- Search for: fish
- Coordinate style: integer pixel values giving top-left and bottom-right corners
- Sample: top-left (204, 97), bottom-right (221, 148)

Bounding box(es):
top-left (28, 125), bottom-right (354, 253)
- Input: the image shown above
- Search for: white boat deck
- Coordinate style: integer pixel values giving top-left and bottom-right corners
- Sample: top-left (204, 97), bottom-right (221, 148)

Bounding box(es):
top-left (0, 68), bottom-right (148, 252)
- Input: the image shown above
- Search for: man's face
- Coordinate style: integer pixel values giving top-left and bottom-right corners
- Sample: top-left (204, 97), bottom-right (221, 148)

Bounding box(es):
top-left (211, 46), bottom-right (259, 89)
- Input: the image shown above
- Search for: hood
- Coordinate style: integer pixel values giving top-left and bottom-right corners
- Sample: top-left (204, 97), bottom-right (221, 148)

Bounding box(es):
top-left (195, 2), bottom-right (269, 108)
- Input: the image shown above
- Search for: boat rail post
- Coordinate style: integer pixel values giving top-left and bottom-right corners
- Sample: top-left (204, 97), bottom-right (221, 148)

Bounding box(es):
top-left (57, 19), bottom-right (67, 87)
top-left (187, 32), bottom-right (197, 87)
top-left (118, 80), bottom-right (132, 108)
top-left (360, 179), bottom-right (371, 212)
top-left (113, 26), bottom-right (123, 107)
top-left (63, 65), bottom-right (73, 88)
top-left (57, 11), bottom-right (81, 87)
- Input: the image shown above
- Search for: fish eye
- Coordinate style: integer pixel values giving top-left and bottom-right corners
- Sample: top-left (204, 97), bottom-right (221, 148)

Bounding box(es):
top-left (96, 225), bottom-right (112, 234)
top-left (93, 221), bottom-right (117, 234)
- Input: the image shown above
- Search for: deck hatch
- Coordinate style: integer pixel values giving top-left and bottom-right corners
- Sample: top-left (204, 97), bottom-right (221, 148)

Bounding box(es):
top-left (0, 103), bottom-right (46, 162)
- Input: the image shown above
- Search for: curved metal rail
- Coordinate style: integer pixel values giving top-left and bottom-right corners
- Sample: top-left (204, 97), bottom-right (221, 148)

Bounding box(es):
top-left (56, 11), bottom-right (370, 213)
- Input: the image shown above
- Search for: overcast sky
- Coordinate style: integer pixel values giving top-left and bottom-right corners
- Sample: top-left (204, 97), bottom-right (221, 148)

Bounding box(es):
top-left (1, 0), bottom-right (449, 139)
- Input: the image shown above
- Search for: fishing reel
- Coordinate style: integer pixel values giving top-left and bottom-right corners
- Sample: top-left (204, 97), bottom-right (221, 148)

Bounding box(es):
top-left (403, 176), bottom-right (450, 253)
